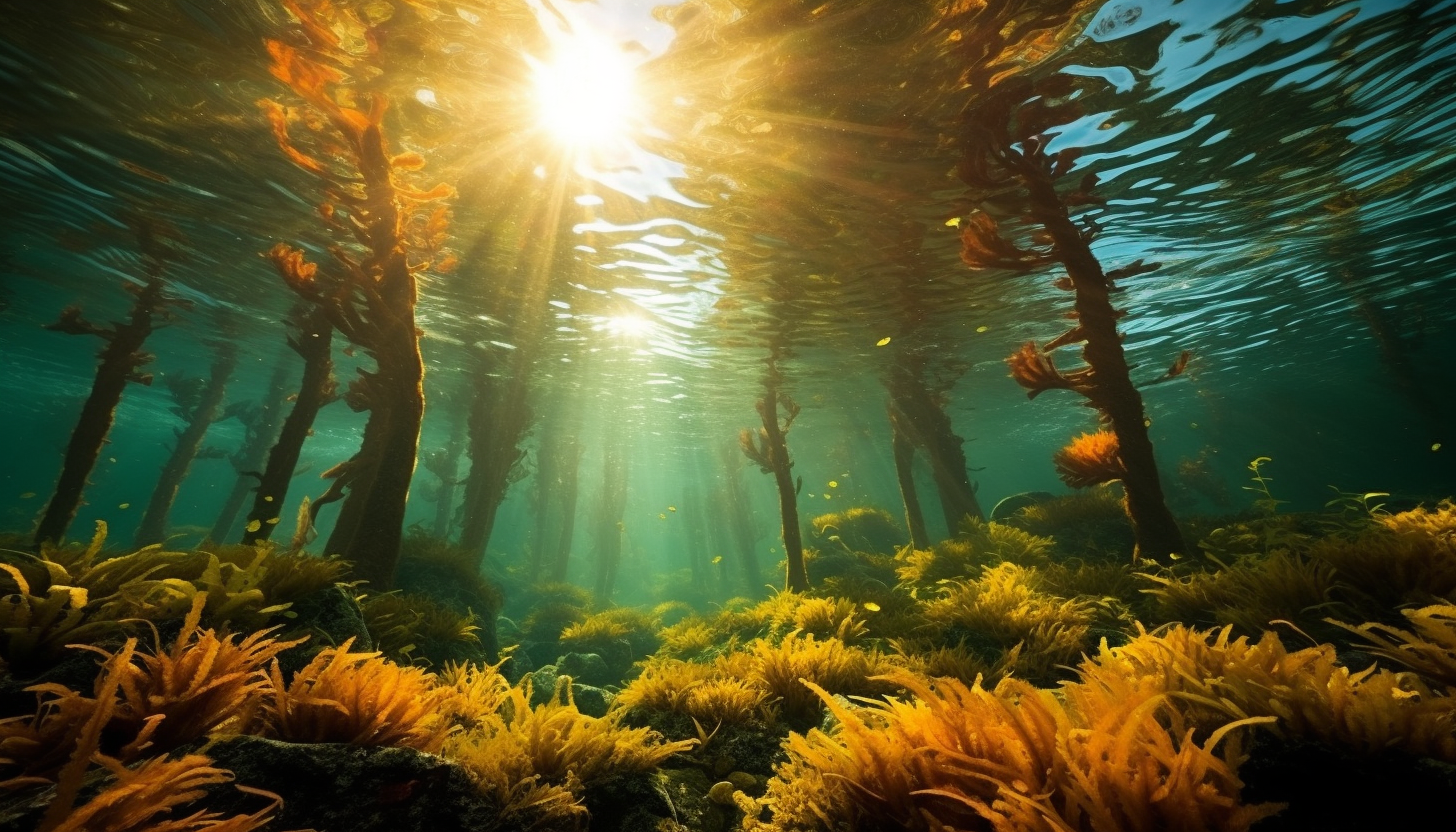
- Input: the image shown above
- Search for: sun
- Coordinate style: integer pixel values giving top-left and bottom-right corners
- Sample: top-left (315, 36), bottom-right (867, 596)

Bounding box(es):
top-left (531, 31), bottom-right (639, 149)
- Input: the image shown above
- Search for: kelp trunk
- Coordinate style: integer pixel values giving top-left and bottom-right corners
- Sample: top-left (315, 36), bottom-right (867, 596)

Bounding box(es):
top-left (209, 357), bottom-right (289, 543)
top-left (242, 308), bottom-right (334, 546)
top-left (889, 408), bottom-right (931, 550)
top-left (1024, 175), bottom-right (1186, 560)
top-left (459, 359), bottom-right (533, 566)
top-left (34, 279), bottom-right (164, 549)
top-left (134, 340), bottom-right (237, 547)
top-left (593, 438), bottom-right (629, 603)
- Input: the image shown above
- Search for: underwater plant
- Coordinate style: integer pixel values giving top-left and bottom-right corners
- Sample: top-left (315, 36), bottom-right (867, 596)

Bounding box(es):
top-left (741, 631), bottom-right (895, 724)
top-left (740, 350), bottom-right (809, 592)
top-left (958, 75), bottom-right (1189, 561)
top-left (810, 506), bottom-right (905, 554)
top-left (359, 591), bottom-right (481, 666)
top-left (263, 638), bottom-right (455, 752)
top-left (42, 753), bottom-right (281, 832)
top-left (895, 517), bottom-right (1054, 588)
top-left (241, 304), bottom-right (337, 546)
top-left (32, 218), bottom-right (183, 550)
top-left (1143, 550), bottom-right (1342, 638)
top-left (615, 658), bottom-right (769, 727)
top-left (1333, 604), bottom-right (1456, 690)
top-left (134, 334), bottom-right (238, 547)
top-left (260, 0), bottom-right (455, 589)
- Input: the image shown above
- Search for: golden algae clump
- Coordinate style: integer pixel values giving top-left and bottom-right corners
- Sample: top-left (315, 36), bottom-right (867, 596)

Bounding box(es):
top-left (1142, 550), bottom-right (1341, 638)
top-left (748, 672), bottom-right (1277, 832)
top-left (921, 563), bottom-right (1095, 683)
top-left (744, 632), bottom-right (896, 724)
top-left (1053, 429), bottom-right (1126, 488)
top-left (360, 591), bottom-right (481, 666)
top-left (446, 682), bottom-right (694, 831)
top-left (616, 658), bottom-right (769, 726)
top-left (1077, 623), bottom-right (1456, 761)
top-left (558, 606), bottom-right (662, 656)
top-left (1333, 604), bottom-right (1456, 690)
top-left (809, 506), bottom-right (906, 553)
top-left (263, 639), bottom-right (456, 752)
top-left (895, 518), bottom-right (1053, 588)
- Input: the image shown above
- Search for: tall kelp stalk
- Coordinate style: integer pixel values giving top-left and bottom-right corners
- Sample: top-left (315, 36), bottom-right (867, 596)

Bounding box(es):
top-left (593, 428), bottom-right (630, 604)
top-left (259, 1), bottom-right (455, 588)
top-left (887, 353), bottom-right (984, 537)
top-left (458, 348), bottom-right (533, 567)
top-left (958, 76), bottom-right (1187, 560)
top-left (33, 221), bottom-right (180, 549)
top-left (545, 433), bottom-right (583, 584)
top-left (421, 405), bottom-right (466, 541)
top-left (887, 404), bottom-right (931, 550)
top-left (242, 305), bottom-right (336, 545)
top-left (717, 440), bottom-right (762, 595)
top-left (740, 350), bottom-right (808, 593)
top-left (134, 336), bottom-right (239, 546)
top-left (208, 354), bottom-right (290, 543)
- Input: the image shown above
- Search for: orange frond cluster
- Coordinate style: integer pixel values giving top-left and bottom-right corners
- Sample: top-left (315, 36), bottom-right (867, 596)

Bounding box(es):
top-left (264, 639), bottom-right (455, 752)
top-left (958, 210), bottom-right (1054, 271)
top-left (1054, 430), bottom-right (1125, 488)
top-left (48, 753), bottom-right (280, 832)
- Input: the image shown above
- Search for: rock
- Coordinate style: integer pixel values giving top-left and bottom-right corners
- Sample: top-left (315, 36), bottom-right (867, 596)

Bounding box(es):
top-left (581, 771), bottom-right (678, 832)
top-left (568, 682), bottom-right (613, 718)
top-left (727, 771), bottom-right (759, 794)
top-left (196, 735), bottom-right (499, 832)
top-left (274, 585), bottom-right (373, 681)
top-left (556, 652), bottom-right (612, 687)
top-left (711, 755), bottom-right (736, 778)
top-left (707, 781), bottom-right (737, 805)
top-left (656, 767), bottom-right (733, 832)
top-left (990, 491), bottom-right (1057, 522)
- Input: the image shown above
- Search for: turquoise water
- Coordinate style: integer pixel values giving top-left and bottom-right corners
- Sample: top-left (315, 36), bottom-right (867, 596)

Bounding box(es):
top-left (0, 0), bottom-right (1452, 601)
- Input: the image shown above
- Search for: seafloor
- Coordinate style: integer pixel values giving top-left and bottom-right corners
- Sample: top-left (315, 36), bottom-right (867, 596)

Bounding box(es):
top-left (3, 489), bottom-right (1456, 832)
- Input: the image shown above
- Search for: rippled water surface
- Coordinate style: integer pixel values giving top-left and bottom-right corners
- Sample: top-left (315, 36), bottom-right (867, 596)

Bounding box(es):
top-left (0, 0), bottom-right (1452, 562)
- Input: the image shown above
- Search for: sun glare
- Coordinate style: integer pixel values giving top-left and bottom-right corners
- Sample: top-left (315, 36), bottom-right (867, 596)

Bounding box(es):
top-left (531, 32), bottom-right (639, 149)
top-left (603, 315), bottom-right (654, 339)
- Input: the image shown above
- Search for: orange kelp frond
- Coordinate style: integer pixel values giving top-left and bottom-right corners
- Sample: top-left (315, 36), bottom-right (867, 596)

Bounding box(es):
top-left (1007, 340), bottom-right (1089, 399)
top-left (1054, 430), bottom-right (1125, 488)
top-left (264, 639), bottom-right (455, 752)
top-left (959, 210), bottom-right (1054, 271)
top-left (48, 753), bottom-right (280, 832)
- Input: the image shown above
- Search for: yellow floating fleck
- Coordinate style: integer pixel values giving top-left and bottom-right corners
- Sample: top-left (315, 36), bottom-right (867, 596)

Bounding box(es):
top-left (1434, 443), bottom-right (1443, 452)
top-left (1190, 422), bottom-right (1199, 429)
top-left (824, 494), bottom-right (832, 499)
top-left (19, 492), bottom-right (35, 499)
top-left (875, 337), bottom-right (891, 347)
top-left (118, 503), bottom-right (130, 509)
top-left (264, 495), bottom-right (274, 502)
top-left (975, 325), bottom-right (989, 333)
top-left (246, 519), bottom-right (262, 533)
top-left (711, 555), bottom-right (723, 564)
top-left (109, 457), bottom-right (117, 463)
top-left (668, 506), bottom-right (677, 512)
top-left (828, 480), bottom-right (838, 488)
top-left (944, 217), bottom-right (961, 227)
top-left (658, 513), bottom-right (667, 520)
top-left (863, 601), bottom-right (881, 612)
top-left (266, 517), bottom-right (280, 525)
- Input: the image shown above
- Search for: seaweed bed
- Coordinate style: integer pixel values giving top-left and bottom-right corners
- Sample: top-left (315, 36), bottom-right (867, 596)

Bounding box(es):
top-left (2, 491), bottom-right (1455, 832)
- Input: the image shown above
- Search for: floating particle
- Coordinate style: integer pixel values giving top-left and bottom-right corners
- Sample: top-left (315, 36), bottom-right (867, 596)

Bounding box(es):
top-left (118, 503), bottom-right (130, 509)
top-left (668, 506), bottom-right (677, 512)
top-left (266, 517), bottom-right (280, 525)
top-left (264, 495), bottom-right (274, 502)
top-left (944, 217), bottom-right (961, 227)
top-left (824, 493), bottom-right (832, 499)
top-left (1435, 443), bottom-right (1443, 452)
top-left (1190, 422), bottom-right (1199, 429)
top-left (658, 513), bottom-right (667, 520)
top-left (246, 519), bottom-right (262, 533)
top-left (19, 492), bottom-right (35, 499)
top-left (828, 480), bottom-right (838, 488)
top-left (841, 472), bottom-right (849, 478)
top-left (109, 457), bottom-right (117, 463)
top-left (711, 555), bottom-right (723, 564)
top-left (975, 325), bottom-right (989, 333)
top-left (876, 337), bottom-right (891, 347)
top-left (863, 601), bottom-right (881, 612)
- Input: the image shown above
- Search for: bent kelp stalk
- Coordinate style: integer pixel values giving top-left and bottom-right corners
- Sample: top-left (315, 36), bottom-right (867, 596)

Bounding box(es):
top-left (241, 304), bottom-right (336, 546)
top-left (134, 335), bottom-right (238, 547)
top-left (33, 220), bottom-right (180, 550)
top-left (958, 75), bottom-right (1187, 561)
top-left (259, 0), bottom-right (454, 588)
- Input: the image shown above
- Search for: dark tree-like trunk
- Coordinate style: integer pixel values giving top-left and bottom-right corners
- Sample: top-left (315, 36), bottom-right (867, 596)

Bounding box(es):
top-left (34, 279), bottom-right (165, 549)
top-left (888, 407), bottom-right (931, 550)
top-left (459, 356), bottom-right (533, 567)
top-left (741, 362), bottom-right (807, 593)
top-left (546, 434), bottom-right (582, 583)
top-left (593, 437), bottom-right (629, 604)
top-left (242, 307), bottom-right (335, 546)
top-left (1024, 173), bottom-right (1186, 560)
top-left (209, 357), bottom-right (290, 543)
top-left (135, 341), bottom-right (238, 547)
top-left (425, 409), bottom-right (467, 540)
top-left (887, 361), bottom-right (984, 536)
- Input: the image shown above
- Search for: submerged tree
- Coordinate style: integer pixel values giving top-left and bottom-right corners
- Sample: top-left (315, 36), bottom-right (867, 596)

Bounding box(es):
top-left (592, 423), bottom-right (630, 604)
top-left (208, 356), bottom-right (290, 543)
top-left (241, 305), bottom-right (336, 546)
top-left (33, 220), bottom-right (181, 549)
top-left (260, 1), bottom-right (454, 588)
top-left (740, 348), bottom-right (808, 593)
top-left (134, 335), bottom-right (238, 547)
top-left (958, 76), bottom-right (1188, 560)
